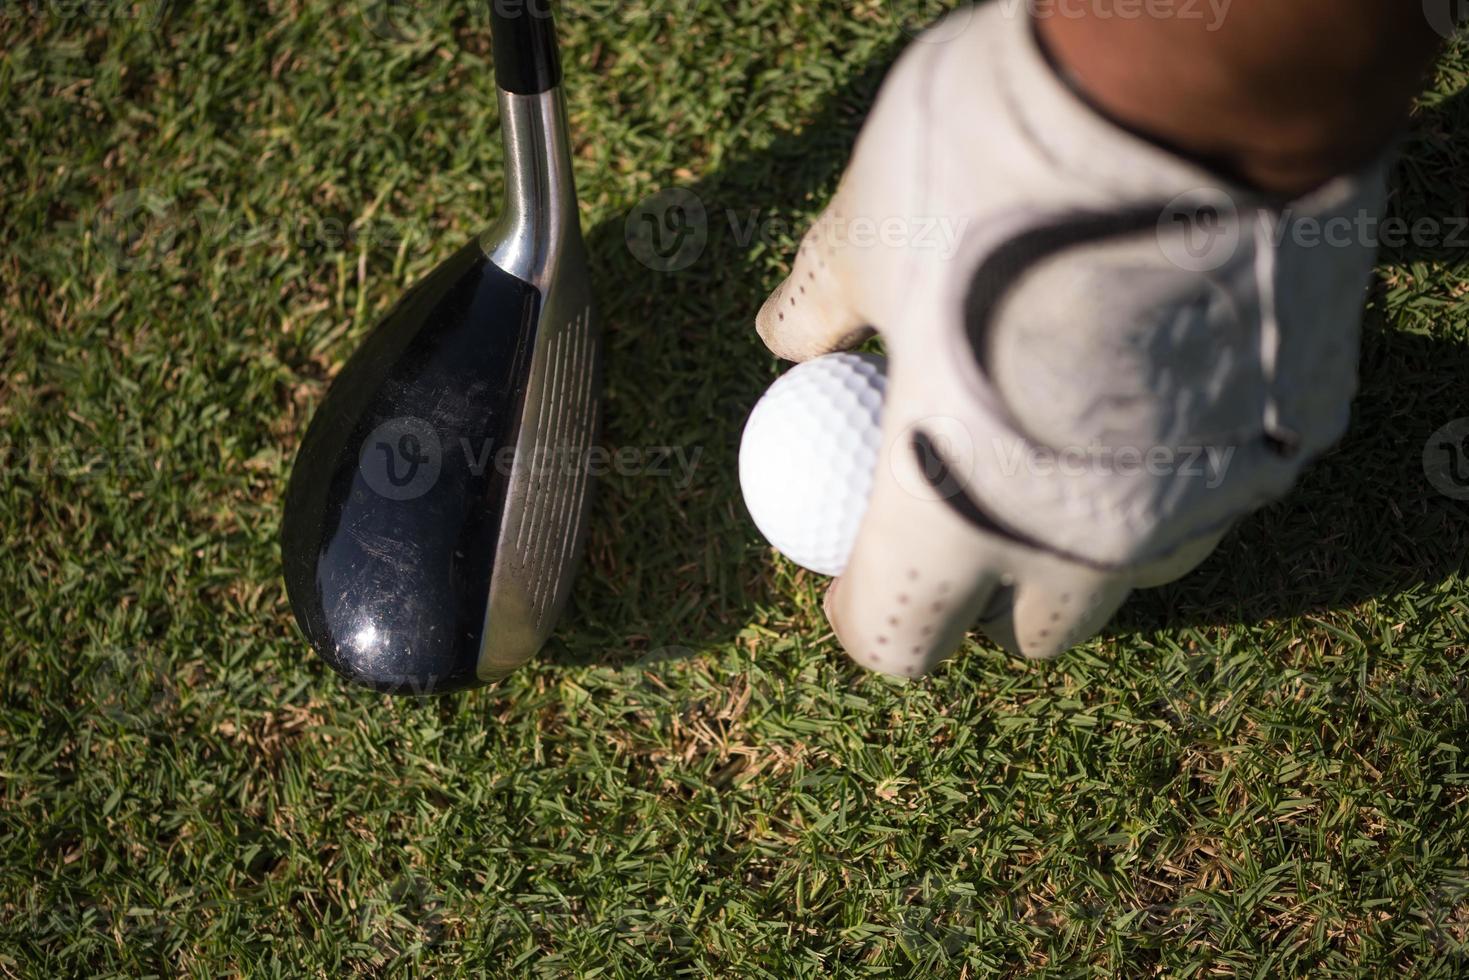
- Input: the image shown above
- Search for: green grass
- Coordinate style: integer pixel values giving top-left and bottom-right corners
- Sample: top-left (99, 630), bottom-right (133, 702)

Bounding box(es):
top-left (3, 0), bottom-right (1468, 975)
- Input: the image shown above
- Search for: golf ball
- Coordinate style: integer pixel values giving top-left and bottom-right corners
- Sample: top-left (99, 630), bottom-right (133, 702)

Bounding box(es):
top-left (739, 352), bottom-right (887, 576)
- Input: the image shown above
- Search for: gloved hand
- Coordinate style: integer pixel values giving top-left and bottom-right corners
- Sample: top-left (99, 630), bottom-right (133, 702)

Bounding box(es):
top-left (754, 4), bottom-right (1388, 677)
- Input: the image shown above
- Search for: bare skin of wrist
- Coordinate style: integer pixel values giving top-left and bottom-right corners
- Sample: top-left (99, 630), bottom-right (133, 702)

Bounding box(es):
top-left (1034, 3), bottom-right (1445, 197)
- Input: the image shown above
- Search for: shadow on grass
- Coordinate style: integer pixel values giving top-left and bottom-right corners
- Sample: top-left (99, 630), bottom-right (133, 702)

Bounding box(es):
top-left (1379, 84), bottom-right (1469, 268)
top-left (1120, 316), bottom-right (1469, 636)
top-left (543, 40), bottom-right (908, 670)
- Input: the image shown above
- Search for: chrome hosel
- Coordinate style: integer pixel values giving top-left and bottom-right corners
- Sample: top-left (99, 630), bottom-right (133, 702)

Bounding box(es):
top-left (481, 86), bottom-right (581, 289)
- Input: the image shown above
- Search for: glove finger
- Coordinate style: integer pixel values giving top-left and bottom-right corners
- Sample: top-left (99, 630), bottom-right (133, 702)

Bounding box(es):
top-left (756, 198), bottom-right (872, 362)
top-left (975, 560), bottom-right (1131, 660)
top-left (825, 412), bottom-right (1001, 677)
top-left (1131, 528), bottom-right (1228, 589)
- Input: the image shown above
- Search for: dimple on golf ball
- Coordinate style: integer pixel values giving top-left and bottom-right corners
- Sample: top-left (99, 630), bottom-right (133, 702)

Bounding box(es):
top-left (739, 352), bottom-right (887, 576)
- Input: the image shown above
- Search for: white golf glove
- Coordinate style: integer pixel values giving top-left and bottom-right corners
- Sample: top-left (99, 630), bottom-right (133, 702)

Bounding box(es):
top-left (754, 4), bottom-right (1388, 676)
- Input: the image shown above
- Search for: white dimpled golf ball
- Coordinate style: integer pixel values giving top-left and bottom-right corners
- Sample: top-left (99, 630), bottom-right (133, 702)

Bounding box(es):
top-left (739, 352), bottom-right (887, 576)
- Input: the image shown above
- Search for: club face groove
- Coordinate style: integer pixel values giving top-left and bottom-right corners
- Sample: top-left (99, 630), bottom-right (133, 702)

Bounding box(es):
top-left (281, 26), bottom-right (599, 693)
top-left (476, 229), bottom-right (600, 681)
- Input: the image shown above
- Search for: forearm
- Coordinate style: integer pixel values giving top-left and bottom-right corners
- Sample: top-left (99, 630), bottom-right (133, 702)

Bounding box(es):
top-left (1034, 1), bottom-right (1446, 195)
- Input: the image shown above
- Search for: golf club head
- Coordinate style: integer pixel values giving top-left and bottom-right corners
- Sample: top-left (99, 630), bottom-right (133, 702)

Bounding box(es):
top-left (282, 11), bottom-right (598, 693)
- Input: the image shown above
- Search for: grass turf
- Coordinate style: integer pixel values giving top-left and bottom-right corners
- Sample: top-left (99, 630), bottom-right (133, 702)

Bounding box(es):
top-left (3, 0), bottom-right (1469, 975)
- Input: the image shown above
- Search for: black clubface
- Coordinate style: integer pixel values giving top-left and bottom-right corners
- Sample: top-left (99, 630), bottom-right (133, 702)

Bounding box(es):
top-left (282, 241), bottom-right (540, 693)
